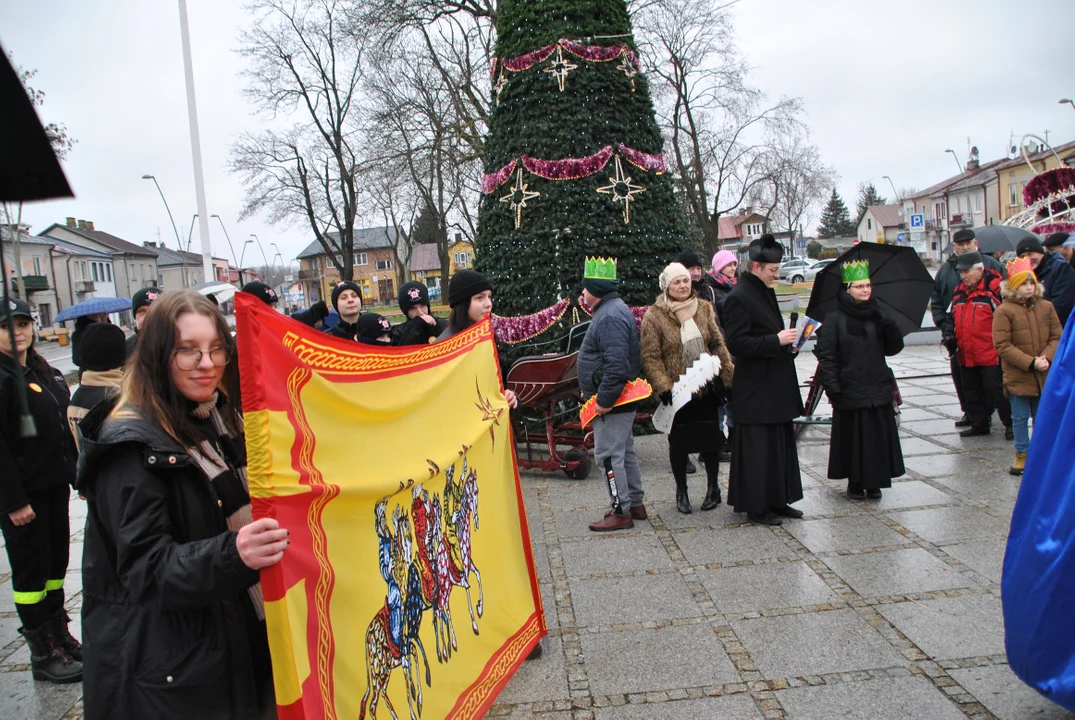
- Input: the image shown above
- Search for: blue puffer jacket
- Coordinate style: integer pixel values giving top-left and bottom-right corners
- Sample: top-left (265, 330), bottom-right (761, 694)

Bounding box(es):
top-left (577, 293), bottom-right (642, 410)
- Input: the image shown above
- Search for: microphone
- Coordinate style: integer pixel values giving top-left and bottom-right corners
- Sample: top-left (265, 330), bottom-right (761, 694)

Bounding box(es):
top-left (789, 311), bottom-right (799, 330)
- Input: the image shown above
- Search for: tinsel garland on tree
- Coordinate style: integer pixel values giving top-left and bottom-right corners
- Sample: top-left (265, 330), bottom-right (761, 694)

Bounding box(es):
top-left (474, 0), bottom-right (689, 317)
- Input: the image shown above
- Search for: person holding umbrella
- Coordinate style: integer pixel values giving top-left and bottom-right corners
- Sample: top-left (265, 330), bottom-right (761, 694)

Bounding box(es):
top-left (1016, 236), bottom-right (1075, 326)
top-left (930, 230), bottom-right (1005, 429)
top-left (943, 252), bottom-right (1012, 438)
top-left (815, 261), bottom-right (905, 499)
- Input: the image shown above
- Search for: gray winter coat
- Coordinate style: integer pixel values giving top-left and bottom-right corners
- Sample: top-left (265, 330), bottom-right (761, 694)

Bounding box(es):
top-left (577, 293), bottom-right (642, 410)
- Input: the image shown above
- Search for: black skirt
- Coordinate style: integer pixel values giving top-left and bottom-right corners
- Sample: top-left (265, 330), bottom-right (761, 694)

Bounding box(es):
top-left (827, 405), bottom-right (905, 489)
top-left (668, 392), bottom-right (724, 455)
top-left (727, 422), bottom-right (803, 515)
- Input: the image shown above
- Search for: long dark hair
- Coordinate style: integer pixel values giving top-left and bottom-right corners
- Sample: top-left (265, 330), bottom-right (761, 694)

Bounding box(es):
top-left (448, 303), bottom-right (473, 334)
top-left (112, 290), bottom-right (238, 447)
top-left (0, 316), bottom-right (53, 377)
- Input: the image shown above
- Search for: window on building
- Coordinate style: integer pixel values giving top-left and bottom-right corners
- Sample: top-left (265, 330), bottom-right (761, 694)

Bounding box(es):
top-left (867, 219), bottom-right (872, 230)
top-left (973, 194), bottom-right (981, 213)
top-left (453, 251), bottom-right (473, 266)
top-left (33, 256), bottom-right (41, 275)
top-left (356, 253), bottom-right (368, 266)
top-left (92, 262), bottom-right (100, 282)
top-left (376, 258), bottom-right (392, 270)
top-left (1009, 184), bottom-right (1018, 206)
top-left (106, 264), bottom-right (112, 282)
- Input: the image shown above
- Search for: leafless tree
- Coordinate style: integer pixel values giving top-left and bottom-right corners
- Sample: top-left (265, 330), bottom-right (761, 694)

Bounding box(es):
top-left (759, 133), bottom-right (836, 254)
top-left (634, 0), bottom-right (803, 255)
top-left (230, 0), bottom-right (368, 282)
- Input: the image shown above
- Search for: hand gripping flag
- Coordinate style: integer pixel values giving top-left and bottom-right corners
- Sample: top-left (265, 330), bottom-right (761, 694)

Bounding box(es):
top-left (236, 294), bottom-right (546, 720)
top-left (1002, 320), bottom-right (1075, 712)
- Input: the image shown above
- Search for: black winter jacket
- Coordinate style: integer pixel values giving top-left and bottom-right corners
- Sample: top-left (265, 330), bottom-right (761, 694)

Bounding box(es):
top-left (815, 294), bottom-right (904, 410)
top-left (1035, 251), bottom-right (1075, 326)
top-left (75, 397), bottom-right (270, 720)
top-left (577, 293), bottom-right (642, 410)
top-left (930, 252), bottom-right (1005, 327)
top-left (0, 351), bottom-right (77, 513)
top-left (710, 277), bottom-right (735, 328)
top-left (327, 316), bottom-right (361, 341)
top-left (394, 315), bottom-right (447, 346)
top-left (723, 273), bottom-right (803, 424)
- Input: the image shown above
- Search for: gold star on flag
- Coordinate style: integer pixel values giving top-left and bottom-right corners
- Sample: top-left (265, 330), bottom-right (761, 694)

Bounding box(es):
top-left (499, 168), bottom-right (541, 229)
top-left (543, 46), bottom-right (578, 92)
top-left (596, 155), bottom-right (646, 224)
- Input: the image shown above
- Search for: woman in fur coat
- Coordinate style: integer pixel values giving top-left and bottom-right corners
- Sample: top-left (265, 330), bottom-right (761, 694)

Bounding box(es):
top-left (641, 262), bottom-right (735, 513)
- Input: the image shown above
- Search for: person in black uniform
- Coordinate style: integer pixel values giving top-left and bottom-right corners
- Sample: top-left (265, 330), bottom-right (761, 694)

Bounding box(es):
top-left (124, 286), bottom-right (161, 360)
top-left (0, 298), bottom-right (82, 682)
top-left (723, 235), bottom-right (805, 526)
top-left (327, 280), bottom-right (364, 341)
top-left (394, 280), bottom-right (446, 346)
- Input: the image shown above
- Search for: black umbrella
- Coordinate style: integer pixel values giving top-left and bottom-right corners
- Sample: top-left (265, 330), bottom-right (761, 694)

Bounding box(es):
top-left (805, 244), bottom-right (934, 337)
top-left (0, 45), bottom-right (74, 440)
top-left (972, 225), bottom-right (1040, 255)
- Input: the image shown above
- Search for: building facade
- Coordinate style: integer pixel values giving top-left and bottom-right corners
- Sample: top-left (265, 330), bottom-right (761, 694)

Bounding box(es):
top-left (296, 227), bottom-right (402, 307)
top-left (41, 218), bottom-right (159, 301)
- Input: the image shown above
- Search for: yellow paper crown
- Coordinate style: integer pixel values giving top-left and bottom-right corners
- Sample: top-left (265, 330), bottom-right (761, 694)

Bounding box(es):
top-left (841, 260), bottom-right (870, 283)
top-left (584, 256), bottom-right (618, 280)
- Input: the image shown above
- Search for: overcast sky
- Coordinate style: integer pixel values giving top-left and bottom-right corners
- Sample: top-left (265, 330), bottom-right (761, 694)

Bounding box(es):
top-left (2, 0), bottom-right (1074, 265)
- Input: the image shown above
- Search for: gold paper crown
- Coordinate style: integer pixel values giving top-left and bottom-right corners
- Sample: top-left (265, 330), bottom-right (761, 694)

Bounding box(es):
top-left (841, 260), bottom-right (870, 284)
top-left (584, 256), bottom-right (618, 280)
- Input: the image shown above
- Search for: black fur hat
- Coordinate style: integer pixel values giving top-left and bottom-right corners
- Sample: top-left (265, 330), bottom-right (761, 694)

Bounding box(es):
top-left (747, 234), bottom-right (783, 263)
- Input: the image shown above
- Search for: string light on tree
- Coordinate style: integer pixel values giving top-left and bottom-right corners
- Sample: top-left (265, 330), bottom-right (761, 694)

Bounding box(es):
top-left (596, 155), bottom-right (645, 224)
top-left (543, 46), bottom-right (578, 92)
top-left (498, 168), bottom-right (542, 229)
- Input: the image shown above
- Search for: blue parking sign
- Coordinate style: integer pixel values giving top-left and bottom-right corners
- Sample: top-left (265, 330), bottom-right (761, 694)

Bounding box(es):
top-left (909, 213), bottom-right (925, 229)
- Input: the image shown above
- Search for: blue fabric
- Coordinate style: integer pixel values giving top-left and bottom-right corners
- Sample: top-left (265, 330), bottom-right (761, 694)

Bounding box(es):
top-left (1008, 394), bottom-right (1040, 453)
top-left (1002, 320), bottom-right (1075, 712)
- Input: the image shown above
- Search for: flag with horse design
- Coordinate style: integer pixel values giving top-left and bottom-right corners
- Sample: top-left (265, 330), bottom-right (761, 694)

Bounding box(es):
top-left (237, 293), bottom-right (546, 720)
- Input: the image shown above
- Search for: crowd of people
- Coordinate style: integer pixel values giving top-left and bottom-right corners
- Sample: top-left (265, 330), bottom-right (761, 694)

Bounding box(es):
top-left (1, 226), bottom-right (1067, 716)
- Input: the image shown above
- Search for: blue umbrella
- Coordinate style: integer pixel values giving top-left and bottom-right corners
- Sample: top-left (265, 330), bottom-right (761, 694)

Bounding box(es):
top-left (55, 296), bottom-right (133, 323)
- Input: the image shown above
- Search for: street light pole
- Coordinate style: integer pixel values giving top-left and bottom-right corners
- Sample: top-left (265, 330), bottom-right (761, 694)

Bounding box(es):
top-left (1060, 98), bottom-right (1075, 111)
top-left (881, 175), bottom-right (900, 204)
top-left (185, 213), bottom-right (198, 253)
top-left (239, 239), bottom-right (254, 282)
top-left (210, 214), bottom-right (240, 284)
top-left (177, 0), bottom-right (215, 282)
top-left (141, 175), bottom-right (183, 251)
top-left (944, 149), bottom-right (964, 175)
top-left (250, 233), bottom-right (269, 270)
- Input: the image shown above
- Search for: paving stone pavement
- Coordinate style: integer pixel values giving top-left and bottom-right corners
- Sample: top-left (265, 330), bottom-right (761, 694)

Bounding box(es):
top-left (4, 347), bottom-right (1074, 719)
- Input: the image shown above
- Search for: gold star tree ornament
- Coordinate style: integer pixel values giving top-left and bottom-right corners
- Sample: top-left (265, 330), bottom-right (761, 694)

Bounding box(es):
top-left (499, 168), bottom-right (541, 229)
top-left (493, 71), bottom-right (509, 105)
top-left (596, 155), bottom-right (646, 224)
top-left (543, 46), bottom-right (578, 92)
top-left (617, 51), bottom-right (639, 91)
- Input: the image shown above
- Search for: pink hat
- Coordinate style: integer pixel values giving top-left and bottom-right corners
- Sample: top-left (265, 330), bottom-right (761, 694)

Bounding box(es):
top-left (712, 250), bottom-right (737, 273)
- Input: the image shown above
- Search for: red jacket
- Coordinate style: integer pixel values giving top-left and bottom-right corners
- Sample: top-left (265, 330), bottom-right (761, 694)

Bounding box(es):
top-left (949, 269), bottom-right (1003, 367)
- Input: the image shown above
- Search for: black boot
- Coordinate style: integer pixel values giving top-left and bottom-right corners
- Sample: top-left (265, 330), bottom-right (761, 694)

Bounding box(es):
top-left (48, 610), bottom-right (82, 662)
top-left (700, 452), bottom-right (722, 511)
top-left (675, 474), bottom-right (692, 514)
top-left (19, 624), bottom-right (82, 683)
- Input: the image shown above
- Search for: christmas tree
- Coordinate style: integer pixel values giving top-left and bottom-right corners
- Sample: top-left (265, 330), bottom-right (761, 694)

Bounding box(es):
top-left (817, 189), bottom-right (855, 238)
top-left (474, 0), bottom-right (689, 316)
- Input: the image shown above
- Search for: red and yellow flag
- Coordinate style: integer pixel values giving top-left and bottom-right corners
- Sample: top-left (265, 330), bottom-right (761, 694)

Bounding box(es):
top-left (236, 294), bottom-right (545, 720)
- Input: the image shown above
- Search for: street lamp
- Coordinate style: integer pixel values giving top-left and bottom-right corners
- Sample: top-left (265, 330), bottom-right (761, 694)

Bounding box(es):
top-left (141, 175), bottom-right (183, 251)
top-left (249, 233), bottom-right (269, 269)
top-left (210, 214), bottom-right (240, 284)
top-left (1060, 98), bottom-right (1075, 111)
top-left (944, 150), bottom-right (963, 175)
top-left (184, 213), bottom-right (198, 253)
top-left (239, 239), bottom-right (254, 280)
top-left (881, 175), bottom-right (900, 204)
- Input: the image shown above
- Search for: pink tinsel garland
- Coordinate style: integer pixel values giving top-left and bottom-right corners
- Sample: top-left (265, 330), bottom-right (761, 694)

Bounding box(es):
top-left (522, 146), bottom-right (614, 181)
top-left (1032, 222), bottom-right (1075, 236)
top-left (481, 159), bottom-right (518, 194)
top-left (619, 144), bottom-right (666, 174)
top-left (497, 39), bottom-right (641, 75)
top-left (1024, 167), bottom-right (1075, 206)
top-left (481, 146), bottom-right (663, 195)
top-left (492, 298), bottom-right (571, 344)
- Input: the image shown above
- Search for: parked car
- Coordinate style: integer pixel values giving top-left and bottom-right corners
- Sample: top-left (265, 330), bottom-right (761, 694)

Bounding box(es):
top-left (779, 258), bottom-right (811, 282)
top-left (804, 259), bottom-right (835, 283)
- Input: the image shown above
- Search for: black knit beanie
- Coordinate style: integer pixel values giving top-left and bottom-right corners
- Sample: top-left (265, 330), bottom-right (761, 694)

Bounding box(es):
top-left (356, 313), bottom-right (393, 343)
top-left (398, 281), bottom-right (431, 314)
top-left (79, 322), bottom-right (126, 372)
top-left (447, 270), bottom-right (492, 308)
top-left (331, 281), bottom-right (362, 312)
top-left (241, 281), bottom-right (279, 306)
top-left (131, 287), bottom-right (160, 315)
top-left (582, 278), bottom-right (619, 298)
top-left (676, 248), bottom-right (703, 269)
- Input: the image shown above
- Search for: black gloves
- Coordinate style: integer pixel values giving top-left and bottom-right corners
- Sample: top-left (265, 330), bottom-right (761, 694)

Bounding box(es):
top-left (660, 390), bottom-right (673, 406)
top-left (942, 336), bottom-right (958, 358)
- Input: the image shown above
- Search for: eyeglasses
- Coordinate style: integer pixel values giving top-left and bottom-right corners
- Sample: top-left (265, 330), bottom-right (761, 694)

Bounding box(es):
top-left (850, 283), bottom-right (872, 290)
top-left (173, 347), bottom-right (229, 371)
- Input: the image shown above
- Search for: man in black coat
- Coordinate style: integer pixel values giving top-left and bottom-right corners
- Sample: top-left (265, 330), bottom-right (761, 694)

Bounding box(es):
top-left (723, 235), bottom-right (804, 526)
top-left (1018, 236), bottom-right (1075, 326)
top-left (929, 229), bottom-right (1005, 428)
